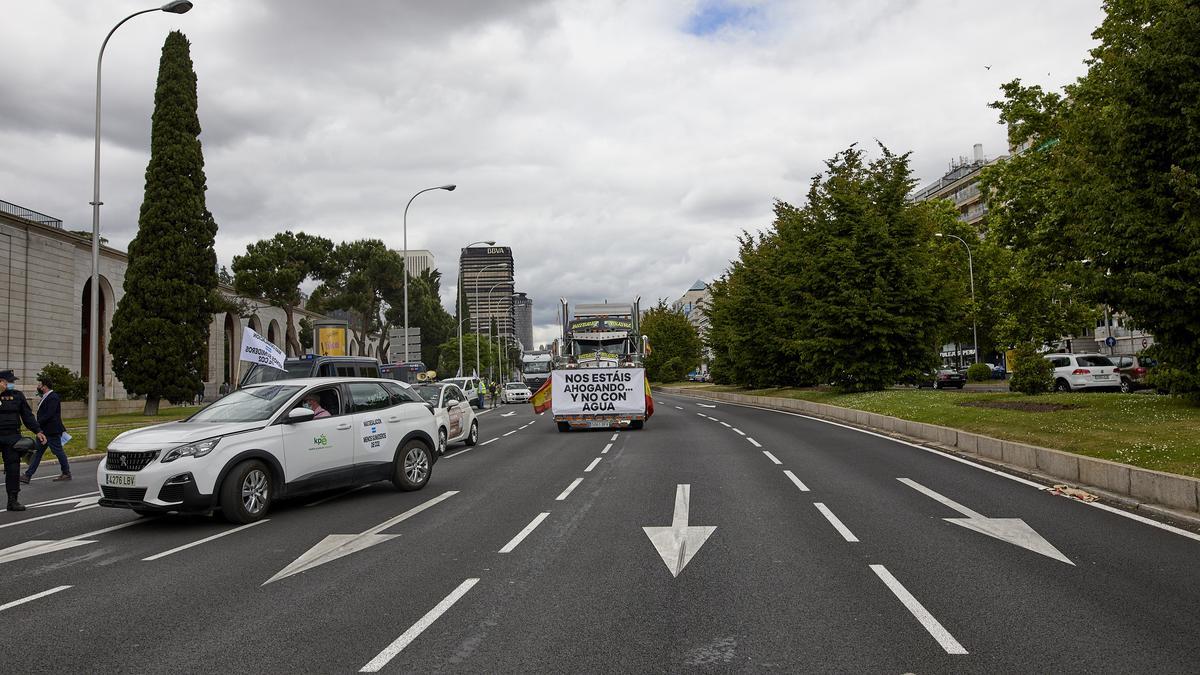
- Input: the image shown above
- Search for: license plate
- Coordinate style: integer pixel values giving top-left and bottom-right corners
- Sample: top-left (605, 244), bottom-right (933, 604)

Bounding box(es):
top-left (1094, 374), bottom-right (1111, 380)
top-left (105, 473), bottom-right (136, 487)
top-left (588, 420), bottom-right (611, 428)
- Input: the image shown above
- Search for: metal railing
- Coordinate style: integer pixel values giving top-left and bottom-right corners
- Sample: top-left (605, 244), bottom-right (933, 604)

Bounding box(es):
top-left (0, 199), bottom-right (63, 228)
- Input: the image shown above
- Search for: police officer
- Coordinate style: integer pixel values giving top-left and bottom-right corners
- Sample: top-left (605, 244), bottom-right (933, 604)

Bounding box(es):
top-left (0, 370), bottom-right (45, 512)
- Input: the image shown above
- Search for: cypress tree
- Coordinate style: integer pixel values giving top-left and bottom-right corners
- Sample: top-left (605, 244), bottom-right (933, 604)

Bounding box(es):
top-left (110, 31), bottom-right (218, 414)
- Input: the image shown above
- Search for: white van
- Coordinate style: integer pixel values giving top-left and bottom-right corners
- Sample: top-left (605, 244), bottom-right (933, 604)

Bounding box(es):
top-left (441, 377), bottom-right (483, 408)
top-left (97, 378), bottom-right (439, 523)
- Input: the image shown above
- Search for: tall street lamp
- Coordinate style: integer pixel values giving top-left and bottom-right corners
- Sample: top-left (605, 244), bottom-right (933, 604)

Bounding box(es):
top-left (402, 184), bottom-right (455, 363)
top-left (937, 233), bottom-right (979, 365)
top-left (472, 262), bottom-right (505, 377)
top-left (457, 240), bottom-right (495, 376)
top-left (89, 0), bottom-right (194, 452)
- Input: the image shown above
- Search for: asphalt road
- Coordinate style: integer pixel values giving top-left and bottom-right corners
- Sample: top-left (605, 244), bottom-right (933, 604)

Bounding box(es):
top-left (1, 394), bottom-right (1198, 673)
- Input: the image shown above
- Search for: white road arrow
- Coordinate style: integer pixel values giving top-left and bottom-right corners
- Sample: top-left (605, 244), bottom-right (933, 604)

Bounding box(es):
top-left (643, 484), bottom-right (716, 578)
top-left (30, 493), bottom-right (100, 510)
top-left (0, 519), bottom-right (144, 565)
top-left (696, 403), bottom-right (717, 408)
top-left (501, 411), bottom-right (516, 417)
top-left (899, 478), bottom-right (1073, 565)
top-left (265, 491), bottom-right (458, 585)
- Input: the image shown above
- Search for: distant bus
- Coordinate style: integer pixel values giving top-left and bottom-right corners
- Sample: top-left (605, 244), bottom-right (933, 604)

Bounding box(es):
top-left (380, 361), bottom-right (428, 384)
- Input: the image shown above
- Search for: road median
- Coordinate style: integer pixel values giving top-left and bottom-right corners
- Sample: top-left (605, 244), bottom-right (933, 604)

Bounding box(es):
top-left (656, 385), bottom-right (1200, 526)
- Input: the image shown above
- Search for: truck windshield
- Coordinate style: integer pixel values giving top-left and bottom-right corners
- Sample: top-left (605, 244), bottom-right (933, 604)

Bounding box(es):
top-left (524, 361), bottom-right (551, 373)
top-left (575, 339), bottom-right (627, 356)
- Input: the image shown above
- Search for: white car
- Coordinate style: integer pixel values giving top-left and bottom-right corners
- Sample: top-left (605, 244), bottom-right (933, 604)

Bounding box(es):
top-left (502, 382), bottom-right (532, 404)
top-left (97, 378), bottom-right (440, 523)
top-left (413, 383), bottom-right (480, 453)
top-left (442, 377), bottom-right (483, 408)
top-left (1044, 353), bottom-right (1121, 392)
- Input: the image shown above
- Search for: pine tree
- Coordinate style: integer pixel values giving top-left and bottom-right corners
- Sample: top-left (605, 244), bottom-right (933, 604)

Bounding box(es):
top-left (109, 31), bottom-right (218, 415)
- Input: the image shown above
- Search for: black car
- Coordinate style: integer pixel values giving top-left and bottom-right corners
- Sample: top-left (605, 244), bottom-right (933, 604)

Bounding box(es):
top-left (917, 368), bottom-right (966, 389)
top-left (239, 355), bottom-right (381, 387)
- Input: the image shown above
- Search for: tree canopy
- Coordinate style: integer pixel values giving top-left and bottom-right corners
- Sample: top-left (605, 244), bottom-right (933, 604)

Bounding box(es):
top-left (641, 300), bottom-right (702, 383)
top-left (232, 230), bottom-right (332, 357)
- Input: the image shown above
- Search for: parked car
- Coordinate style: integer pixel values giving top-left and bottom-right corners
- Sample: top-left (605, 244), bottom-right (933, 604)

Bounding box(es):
top-left (983, 362), bottom-right (1006, 379)
top-left (239, 355), bottom-right (381, 387)
top-left (98, 377), bottom-right (439, 523)
top-left (1044, 353), bottom-right (1120, 392)
top-left (502, 381), bottom-right (533, 404)
top-left (441, 377), bottom-right (484, 408)
top-left (917, 368), bottom-right (966, 389)
top-left (413, 383), bottom-right (480, 453)
top-left (1113, 354), bottom-right (1158, 393)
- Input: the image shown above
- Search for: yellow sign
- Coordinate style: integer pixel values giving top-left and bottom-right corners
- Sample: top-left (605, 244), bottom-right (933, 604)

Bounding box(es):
top-left (1005, 349), bottom-right (1018, 373)
top-left (318, 326), bottom-right (347, 356)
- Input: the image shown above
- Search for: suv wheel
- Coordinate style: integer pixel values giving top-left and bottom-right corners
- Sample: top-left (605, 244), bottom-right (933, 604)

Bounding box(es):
top-left (1119, 377), bottom-right (1132, 394)
top-left (464, 420), bottom-right (479, 446)
top-left (220, 460), bottom-right (272, 524)
top-left (392, 440), bottom-right (432, 491)
top-left (1055, 379), bottom-right (1071, 392)
top-left (437, 427), bottom-right (448, 455)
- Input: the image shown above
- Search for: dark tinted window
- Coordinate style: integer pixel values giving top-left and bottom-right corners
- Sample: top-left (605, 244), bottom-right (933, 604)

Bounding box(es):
top-left (383, 382), bottom-right (425, 405)
top-left (349, 383), bottom-right (392, 412)
top-left (319, 363), bottom-right (337, 377)
top-left (1077, 355), bottom-right (1114, 367)
top-left (336, 366), bottom-right (355, 377)
top-left (240, 361), bottom-right (316, 385)
top-left (1049, 357), bottom-right (1071, 368)
top-left (1138, 357), bottom-right (1158, 368)
top-left (359, 364), bottom-right (380, 378)
top-left (1115, 356), bottom-right (1132, 368)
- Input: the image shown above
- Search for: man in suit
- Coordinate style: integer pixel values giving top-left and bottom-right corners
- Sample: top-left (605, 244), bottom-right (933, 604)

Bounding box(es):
top-left (23, 376), bottom-right (70, 482)
top-left (0, 369), bottom-right (45, 511)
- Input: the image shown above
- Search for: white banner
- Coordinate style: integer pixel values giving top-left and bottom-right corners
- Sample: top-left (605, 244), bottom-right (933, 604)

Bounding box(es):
top-left (551, 368), bottom-right (645, 415)
top-left (239, 326), bottom-right (286, 371)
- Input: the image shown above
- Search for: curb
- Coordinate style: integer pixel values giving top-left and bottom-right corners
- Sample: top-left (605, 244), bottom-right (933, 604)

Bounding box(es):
top-left (657, 386), bottom-right (1200, 531)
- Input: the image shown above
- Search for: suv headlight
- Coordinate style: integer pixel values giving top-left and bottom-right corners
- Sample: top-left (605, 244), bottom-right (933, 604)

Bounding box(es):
top-left (161, 437), bottom-right (221, 463)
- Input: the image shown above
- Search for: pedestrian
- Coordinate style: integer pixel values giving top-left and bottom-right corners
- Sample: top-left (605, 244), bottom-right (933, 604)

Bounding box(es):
top-left (476, 381), bottom-right (485, 409)
top-left (0, 370), bottom-right (46, 511)
top-left (489, 381), bottom-right (499, 409)
top-left (23, 376), bottom-right (70, 483)
top-left (218, 381), bottom-right (230, 397)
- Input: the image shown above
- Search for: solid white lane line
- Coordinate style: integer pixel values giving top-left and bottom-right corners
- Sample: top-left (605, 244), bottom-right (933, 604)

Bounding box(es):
top-left (502, 430), bottom-right (517, 437)
top-left (784, 470), bottom-right (810, 491)
top-left (870, 564), bottom-right (968, 655)
top-left (602, 443), bottom-right (613, 454)
top-left (498, 513), bottom-right (550, 553)
top-left (556, 478), bottom-right (584, 501)
top-left (143, 520), bottom-right (269, 561)
top-left (1087, 501), bottom-right (1200, 543)
top-left (706, 416), bottom-right (719, 421)
top-left (27, 492), bottom-right (99, 508)
top-left (814, 503), bottom-right (859, 542)
top-left (732, 428), bottom-right (746, 436)
top-left (584, 457), bottom-right (602, 472)
top-left (762, 451), bottom-right (783, 465)
top-left (305, 485), bottom-right (368, 507)
top-left (719, 421), bottom-right (731, 428)
top-left (360, 578), bottom-right (480, 672)
top-left (747, 437), bottom-right (762, 448)
top-left (0, 586), bottom-right (71, 612)
top-left (0, 505), bottom-right (101, 531)
top-left (610, 433), bottom-right (619, 441)
top-left (481, 438), bottom-right (497, 446)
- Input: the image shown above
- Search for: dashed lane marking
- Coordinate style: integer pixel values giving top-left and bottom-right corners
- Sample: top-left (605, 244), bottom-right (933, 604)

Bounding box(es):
top-left (584, 457), bottom-right (602, 472)
top-left (747, 437), bottom-right (762, 448)
top-left (610, 433), bottom-right (619, 441)
top-left (481, 438), bottom-right (497, 446)
top-left (0, 585), bottom-right (71, 612)
top-left (499, 513), bottom-right (550, 554)
top-left (602, 443), bottom-right (612, 454)
top-left (762, 451), bottom-right (783, 465)
top-left (502, 430), bottom-right (517, 437)
top-left (783, 470), bottom-right (810, 492)
top-left (143, 520), bottom-right (269, 561)
top-left (814, 503), bottom-right (858, 543)
top-left (556, 478), bottom-right (584, 501)
top-left (359, 579), bottom-right (480, 672)
top-left (732, 428), bottom-right (745, 436)
top-left (871, 565), bottom-right (968, 655)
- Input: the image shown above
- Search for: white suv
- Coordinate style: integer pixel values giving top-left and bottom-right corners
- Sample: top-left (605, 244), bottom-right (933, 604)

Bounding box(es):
top-left (97, 378), bottom-right (440, 523)
top-left (442, 377), bottom-right (483, 408)
top-left (1043, 353), bottom-right (1120, 392)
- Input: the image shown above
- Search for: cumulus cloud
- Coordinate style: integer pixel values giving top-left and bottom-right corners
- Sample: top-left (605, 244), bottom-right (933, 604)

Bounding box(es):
top-left (0, 0), bottom-right (1105, 347)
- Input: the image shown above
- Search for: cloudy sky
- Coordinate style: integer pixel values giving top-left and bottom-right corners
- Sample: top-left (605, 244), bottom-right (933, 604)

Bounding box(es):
top-left (0, 0), bottom-right (1105, 346)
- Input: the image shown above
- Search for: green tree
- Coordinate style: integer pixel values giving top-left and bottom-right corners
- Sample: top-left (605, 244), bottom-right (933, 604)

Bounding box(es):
top-left (641, 300), bottom-right (702, 382)
top-left (384, 268), bottom-right (455, 367)
top-left (109, 31), bottom-right (218, 415)
top-left (312, 240), bottom-right (403, 350)
top-left (232, 231), bottom-right (333, 357)
top-left (436, 333), bottom-right (498, 376)
top-left (298, 316), bottom-right (314, 352)
top-left (986, 0), bottom-right (1200, 399)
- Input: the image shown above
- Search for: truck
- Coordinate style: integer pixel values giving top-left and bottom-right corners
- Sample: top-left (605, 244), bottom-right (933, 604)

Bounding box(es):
top-left (521, 351), bottom-right (553, 392)
top-left (538, 298), bottom-right (653, 432)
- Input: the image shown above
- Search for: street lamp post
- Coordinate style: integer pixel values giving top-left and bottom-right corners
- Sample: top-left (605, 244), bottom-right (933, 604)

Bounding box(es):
top-left (88, 0), bottom-right (194, 452)
top-left (471, 263), bottom-right (505, 378)
top-left (937, 233), bottom-right (979, 364)
top-left (486, 282), bottom-right (511, 383)
top-left (457, 240), bottom-right (495, 376)
top-left (402, 184), bottom-right (455, 363)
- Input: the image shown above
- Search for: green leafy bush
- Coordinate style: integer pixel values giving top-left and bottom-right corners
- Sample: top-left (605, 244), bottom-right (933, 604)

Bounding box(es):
top-left (1009, 344), bottom-right (1053, 395)
top-left (966, 363), bottom-right (993, 382)
top-left (36, 362), bottom-right (88, 401)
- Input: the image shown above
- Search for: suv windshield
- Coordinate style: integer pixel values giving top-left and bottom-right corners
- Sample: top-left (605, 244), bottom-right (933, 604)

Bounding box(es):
top-left (413, 385), bottom-right (442, 404)
top-left (241, 361), bottom-right (315, 385)
top-left (188, 385), bottom-right (302, 423)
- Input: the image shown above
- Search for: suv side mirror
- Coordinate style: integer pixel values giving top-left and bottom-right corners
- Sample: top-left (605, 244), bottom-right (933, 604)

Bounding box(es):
top-left (287, 407), bottom-right (315, 424)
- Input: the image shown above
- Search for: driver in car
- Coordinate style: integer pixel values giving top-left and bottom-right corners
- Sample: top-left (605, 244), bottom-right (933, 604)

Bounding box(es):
top-left (302, 394), bottom-right (331, 419)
